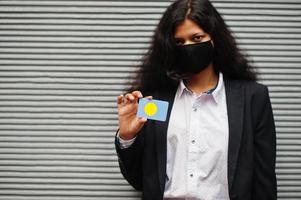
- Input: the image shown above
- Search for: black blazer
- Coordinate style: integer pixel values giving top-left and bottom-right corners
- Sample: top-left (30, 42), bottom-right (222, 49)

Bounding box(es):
top-left (115, 76), bottom-right (277, 200)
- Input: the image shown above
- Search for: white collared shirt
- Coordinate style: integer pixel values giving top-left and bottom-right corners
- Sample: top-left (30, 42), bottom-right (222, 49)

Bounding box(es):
top-left (117, 71), bottom-right (230, 200)
top-left (163, 71), bottom-right (229, 200)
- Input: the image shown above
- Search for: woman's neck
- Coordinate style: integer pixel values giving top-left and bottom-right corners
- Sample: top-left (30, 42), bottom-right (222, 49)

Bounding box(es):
top-left (184, 64), bottom-right (218, 94)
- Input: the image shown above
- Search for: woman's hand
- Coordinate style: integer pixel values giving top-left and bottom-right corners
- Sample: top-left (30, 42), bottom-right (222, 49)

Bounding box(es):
top-left (117, 91), bottom-right (152, 140)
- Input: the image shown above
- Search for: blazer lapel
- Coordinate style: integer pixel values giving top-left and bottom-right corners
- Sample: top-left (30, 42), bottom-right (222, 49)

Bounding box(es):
top-left (224, 77), bottom-right (245, 191)
top-left (154, 87), bottom-right (177, 193)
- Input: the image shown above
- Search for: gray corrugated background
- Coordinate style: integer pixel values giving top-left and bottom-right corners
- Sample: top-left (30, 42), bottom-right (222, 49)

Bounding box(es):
top-left (0, 0), bottom-right (300, 199)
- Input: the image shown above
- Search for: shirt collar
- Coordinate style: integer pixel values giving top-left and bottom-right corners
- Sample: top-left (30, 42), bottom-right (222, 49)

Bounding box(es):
top-left (177, 71), bottom-right (224, 104)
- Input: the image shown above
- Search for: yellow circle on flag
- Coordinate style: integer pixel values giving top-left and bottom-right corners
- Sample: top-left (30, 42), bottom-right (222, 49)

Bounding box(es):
top-left (144, 102), bottom-right (158, 116)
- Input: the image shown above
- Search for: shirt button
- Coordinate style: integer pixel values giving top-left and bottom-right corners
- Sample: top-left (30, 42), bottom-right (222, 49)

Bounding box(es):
top-left (191, 140), bottom-right (195, 144)
top-left (190, 174), bottom-right (193, 177)
top-left (193, 107), bottom-right (197, 112)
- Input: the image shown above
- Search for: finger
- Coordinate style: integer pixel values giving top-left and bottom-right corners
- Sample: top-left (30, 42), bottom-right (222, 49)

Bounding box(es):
top-left (132, 91), bottom-right (143, 99)
top-left (145, 96), bottom-right (153, 100)
top-left (125, 93), bottom-right (135, 103)
top-left (138, 117), bottom-right (147, 123)
top-left (117, 95), bottom-right (124, 109)
top-left (117, 95), bottom-right (123, 104)
top-left (136, 117), bottom-right (147, 129)
top-left (131, 91), bottom-right (143, 104)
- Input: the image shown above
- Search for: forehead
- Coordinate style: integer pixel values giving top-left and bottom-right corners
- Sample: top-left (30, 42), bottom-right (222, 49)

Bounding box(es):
top-left (174, 18), bottom-right (205, 38)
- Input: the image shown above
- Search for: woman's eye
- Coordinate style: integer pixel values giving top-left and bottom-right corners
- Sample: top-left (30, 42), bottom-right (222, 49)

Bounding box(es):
top-left (194, 36), bottom-right (203, 41)
top-left (175, 40), bottom-right (183, 46)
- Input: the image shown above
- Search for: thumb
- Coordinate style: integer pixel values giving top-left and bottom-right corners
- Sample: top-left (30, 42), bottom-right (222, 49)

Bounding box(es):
top-left (138, 117), bottom-right (147, 123)
top-left (135, 117), bottom-right (147, 130)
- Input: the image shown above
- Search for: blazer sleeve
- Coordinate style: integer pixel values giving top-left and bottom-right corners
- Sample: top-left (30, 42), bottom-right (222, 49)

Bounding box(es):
top-left (252, 85), bottom-right (277, 200)
top-left (114, 127), bottom-right (145, 191)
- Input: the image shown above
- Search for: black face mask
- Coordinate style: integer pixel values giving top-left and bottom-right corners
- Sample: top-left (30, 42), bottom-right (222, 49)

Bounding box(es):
top-left (167, 40), bottom-right (214, 80)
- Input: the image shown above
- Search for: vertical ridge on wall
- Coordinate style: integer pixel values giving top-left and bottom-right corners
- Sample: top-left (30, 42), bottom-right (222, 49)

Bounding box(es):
top-left (0, 0), bottom-right (300, 199)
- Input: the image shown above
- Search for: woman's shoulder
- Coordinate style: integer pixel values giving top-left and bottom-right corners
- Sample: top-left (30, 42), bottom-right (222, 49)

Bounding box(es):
top-left (228, 78), bottom-right (272, 117)
top-left (244, 82), bottom-right (272, 110)
top-left (228, 76), bottom-right (268, 91)
top-left (242, 79), bottom-right (267, 91)
top-left (225, 77), bottom-right (270, 99)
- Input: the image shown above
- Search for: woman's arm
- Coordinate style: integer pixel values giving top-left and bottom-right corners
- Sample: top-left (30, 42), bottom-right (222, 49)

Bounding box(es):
top-left (115, 127), bottom-right (145, 191)
top-left (114, 90), bottom-right (149, 191)
top-left (252, 85), bottom-right (277, 199)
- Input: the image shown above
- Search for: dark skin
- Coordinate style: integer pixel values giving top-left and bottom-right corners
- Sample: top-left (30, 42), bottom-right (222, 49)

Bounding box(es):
top-left (174, 18), bottom-right (218, 94)
top-left (117, 18), bottom-right (218, 140)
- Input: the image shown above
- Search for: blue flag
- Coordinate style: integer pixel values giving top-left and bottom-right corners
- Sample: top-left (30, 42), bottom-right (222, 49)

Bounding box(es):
top-left (137, 98), bottom-right (169, 122)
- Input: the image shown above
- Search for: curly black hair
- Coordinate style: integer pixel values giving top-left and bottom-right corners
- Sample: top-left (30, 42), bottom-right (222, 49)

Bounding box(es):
top-left (126, 0), bottom-right (257, 93)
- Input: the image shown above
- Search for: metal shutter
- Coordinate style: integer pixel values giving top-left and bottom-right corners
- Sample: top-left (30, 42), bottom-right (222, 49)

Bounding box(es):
top-left (0, 0), bottom-right (300, 199)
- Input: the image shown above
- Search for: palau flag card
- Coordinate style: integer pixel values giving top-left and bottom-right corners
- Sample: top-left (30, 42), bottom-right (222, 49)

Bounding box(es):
top-left (137, 98), bottom-right (169, 122)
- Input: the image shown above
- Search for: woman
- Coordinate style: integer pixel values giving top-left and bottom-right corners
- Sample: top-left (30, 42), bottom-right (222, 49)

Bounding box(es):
top-left (115, 0), bottom-right (277, 200)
